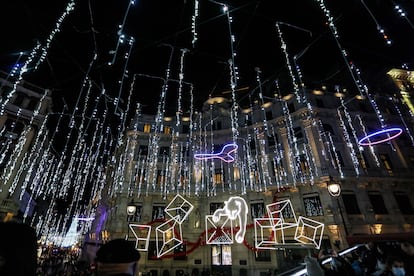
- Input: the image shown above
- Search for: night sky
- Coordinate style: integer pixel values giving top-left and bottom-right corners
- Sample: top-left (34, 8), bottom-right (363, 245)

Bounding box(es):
top-left (1, 0), bottom-right (413, 116)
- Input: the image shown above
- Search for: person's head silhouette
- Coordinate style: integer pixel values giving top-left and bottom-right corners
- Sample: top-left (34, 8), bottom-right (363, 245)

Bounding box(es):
top-left (95, 239), bottom-right (140, 276)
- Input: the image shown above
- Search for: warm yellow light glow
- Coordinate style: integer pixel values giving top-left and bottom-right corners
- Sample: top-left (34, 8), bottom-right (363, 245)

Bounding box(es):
top-left (312, 89), bottom-right (324, 95)
top-left (233, 167), bottom-right (240, 180)
top-left (334, 92), bottom-right (345, 98)
top-left (206, 97), bottom-right (226, 105)
top-left (371, 224), bottom-right (382, 235)
top-left (262, 102), bottom-right (272, 108)
top-left (282, 94), bottom-right (293, 101)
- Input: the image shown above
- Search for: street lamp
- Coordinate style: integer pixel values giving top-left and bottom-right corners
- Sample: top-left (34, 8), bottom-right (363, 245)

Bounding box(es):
top-left (327, 181), bottom-right (341, 197)
top-left (126, 200), bottom-right (137, 240)
top-left (326, 177), bottom-right (349, 238)
top-left (127, 201), bottom-right (137, 216)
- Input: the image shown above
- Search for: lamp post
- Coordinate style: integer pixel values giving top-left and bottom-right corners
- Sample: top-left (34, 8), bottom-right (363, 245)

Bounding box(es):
top-left (126, 200), bottom-right (136, 239)
top-left (327, 178), bottom-right (349, 238)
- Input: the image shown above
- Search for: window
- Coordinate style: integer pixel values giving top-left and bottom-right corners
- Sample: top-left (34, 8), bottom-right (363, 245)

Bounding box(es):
top-left (380, 154), bottom-right (393, 175)
top-left (143, 123), bottom-right (151, 133)
top-left (164, 126), bottom-right (171, 134)
top-left (174, 205), bottom-right (190, 222)
top-left (212, 245), bottom-right (232, 265)
top-left (156, 170), bottom-right (165, 185)
top-left (213, 121), bottom-right (222, 130)
top-left (394, 192), bottom-right (414, 215)
top-left (288, 103), bottom-right (295, 113)
top-left (138, 145), bottom-right (148, 156)
top-left (303, 195), bottom-right (324, 217)
top-left (293, 127), bottom-right (303, 140)
top-left (214, 170), bottom-right (223, 185)
top-left (368, 192), bottom-right (388, 214)
top-left (358, 153), bottom-right (370, 169)
top-left (359, 102), bottom-right (369, 113)
top-left (341, 193), bottom-right (361, 214)
top-left (255, 249), bottom-right (271, 262)
top-left (322, 124), bottom-right (334, 136)
top-left (147, 241), bottom-right (161, 260)
top-left (13, 93), bottom-right (25, 106)
top-left (152, 205), bottom-right (166, 220)
top-left (298, 155), bottom-right (310, 176)
top-left (251, 201), bottom-right (265, 219)
top-left (316, 98), bottom-right (325, 108)
top-left (160, 146), bottom-right (170, 156)
top-left (182, 124), bottom-right (190, 133)
top-left (26, 98), bottom-right (38, 111)
top-left (267, 135), bottom-right (277, 147)
top-left (173, 242), bottom-right (187, 260)
top-left (127, 205), bottom-right (142, 222)
top-left (135, 170), bottom-right (145, 186)
top-left (334, 151), bottom-right (345, 168)
top-left (266, 111), bottom-right (273, 120)
top-left (210, 203), bottom-right (224, 214)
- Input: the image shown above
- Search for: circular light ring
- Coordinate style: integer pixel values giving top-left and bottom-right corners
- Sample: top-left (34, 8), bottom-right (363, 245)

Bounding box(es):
top-left (358, 127), bottom-right (403, 146)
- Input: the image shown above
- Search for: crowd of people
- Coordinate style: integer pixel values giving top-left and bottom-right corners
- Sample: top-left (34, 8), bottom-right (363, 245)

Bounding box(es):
top-left (306, 241), bottom-right (414, 276)
top-left (3, 222), bottom-right (414, 276)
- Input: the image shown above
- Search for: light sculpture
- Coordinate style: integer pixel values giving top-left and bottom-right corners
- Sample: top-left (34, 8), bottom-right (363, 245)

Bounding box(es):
top-left (194, 143), bottom-right (238, 163)
top-left (358, 127), bottom-right (403, 146)
top-left (206, 196), bottom-right (248, 244)
top-left (129, 224), bottom-right (151, 251)
top-left (156, 195), bottom-right (194, 257)
top-left (254, 199), bottom-right (325, 249)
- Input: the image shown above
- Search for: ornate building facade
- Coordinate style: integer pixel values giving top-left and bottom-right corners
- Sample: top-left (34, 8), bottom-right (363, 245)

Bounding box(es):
top-left (0, 71), bottom-right (52, 222)
top-left (90, 71), bottom-right (414, 275)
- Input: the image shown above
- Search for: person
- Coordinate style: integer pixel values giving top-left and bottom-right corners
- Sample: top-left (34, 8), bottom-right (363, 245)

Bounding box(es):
top-left (317, 248), bottom-right (355, 276)
top-left (378, 255), bottom-right (405, 276)
top-left (400, 241), bottom-right (414, 276)
top-left (360, 241), bottom-right (380, 275)
top-left (0, 222), bottom-right (38, 276)
top-left (304, 255), bottom-right (325, 276)
top-left (95, 239), bottom-right (140, 276)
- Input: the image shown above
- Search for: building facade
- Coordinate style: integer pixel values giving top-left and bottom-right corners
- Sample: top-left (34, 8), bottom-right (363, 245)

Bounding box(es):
top-left (90, 71), bottom-right (414, 275)
top-left (0, 71), bottom-right (52, 222)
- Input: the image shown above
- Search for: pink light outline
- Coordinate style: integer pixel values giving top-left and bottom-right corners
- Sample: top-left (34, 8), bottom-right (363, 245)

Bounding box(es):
top-left (194, 143), bottom-right (238, 163)
top-left (358, 127), bottom-right (403, 146)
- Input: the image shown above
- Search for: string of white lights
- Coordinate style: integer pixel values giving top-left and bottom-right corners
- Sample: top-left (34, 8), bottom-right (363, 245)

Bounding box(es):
top-left (192, 0), bottom-right (200, 47)
top-left (327, 132), bottom-right (344, 178)
top-left (391, 97), bottom-right (414, 146)
top-left (356, 115), bottom-right (381, 167)
top-left (0, 43), bottom-right (41, 116)
top-left (336, 105), bottom-right (361, 176)
top-left (281, 100), bottom-right (300, 185)
top-left (359, 0), bottom-right (392, 45)
top-left (316, 0), bottom-right (390, 133)
top-left (275, 23), bottom-right (303, 103)
top-left (108, 0), bottom-right (136, 66)
top-left (393, 2), bottom-right (414, 29)
top-left (146, 45), bottom-right (174, 195)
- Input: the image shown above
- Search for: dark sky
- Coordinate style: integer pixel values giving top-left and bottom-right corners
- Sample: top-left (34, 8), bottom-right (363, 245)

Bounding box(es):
top-left (1, 0), bottom-right (414, 116)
